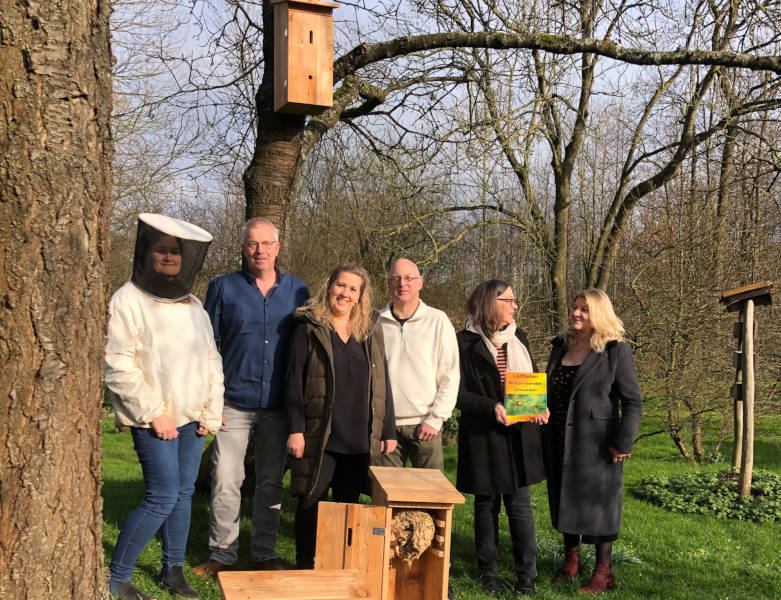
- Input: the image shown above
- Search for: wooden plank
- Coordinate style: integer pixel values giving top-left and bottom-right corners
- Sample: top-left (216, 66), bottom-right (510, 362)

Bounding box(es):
top-left (423, 537), bottom-right (446, 599)
top-left (369, 467), bottom-right (464, 506)
top-left (314, 502), bottom-right (348, 570)
top-left (739, 299), bottom-right (756, 496)
top-left (390, 556), bottom-right (426, 600)
top-left (218, 569), bottom-right (374, 600)
top-left (720, 281), bottom-right (774, 301)
top-left (343, 504), bottom-right (387, 600)
top-left (273, 4), bottom-right (289, 112)
top-left (721, 282), bottom-right (773, 311)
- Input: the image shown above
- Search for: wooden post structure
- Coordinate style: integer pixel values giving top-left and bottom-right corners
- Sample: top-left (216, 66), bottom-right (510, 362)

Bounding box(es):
top-left (739, 300), bottom-right (754, 496)
top-left (719, 281), bottom-right (773, 498)
top-left (730, 317), bottom-right (743, 469)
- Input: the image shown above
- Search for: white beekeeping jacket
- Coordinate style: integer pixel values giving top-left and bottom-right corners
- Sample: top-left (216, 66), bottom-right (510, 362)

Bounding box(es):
top-left (104, 214), bottom-right (224, 432)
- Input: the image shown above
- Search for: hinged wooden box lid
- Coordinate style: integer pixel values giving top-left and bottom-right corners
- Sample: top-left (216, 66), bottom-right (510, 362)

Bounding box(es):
top-left (369, 466), bottom-right (465, 508)
top-left (272, 0), bottom-right (339, 114)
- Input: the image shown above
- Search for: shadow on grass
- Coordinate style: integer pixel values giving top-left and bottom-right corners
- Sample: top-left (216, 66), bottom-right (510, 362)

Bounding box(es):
top-left (722, 438), bottom-right (781, 470)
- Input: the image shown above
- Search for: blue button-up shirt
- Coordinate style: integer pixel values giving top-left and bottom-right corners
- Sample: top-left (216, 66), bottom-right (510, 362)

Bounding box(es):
top-left (205, 269), bottom-right (310, 410)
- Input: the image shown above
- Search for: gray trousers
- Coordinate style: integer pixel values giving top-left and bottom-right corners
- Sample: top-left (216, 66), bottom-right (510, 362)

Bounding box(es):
top-left (378, 424), bottom-right (444, 471)
top-left (207, 403), bottom-right (288, 564)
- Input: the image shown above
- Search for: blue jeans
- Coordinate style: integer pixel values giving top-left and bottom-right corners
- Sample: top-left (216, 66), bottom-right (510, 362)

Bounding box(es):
top-left (109, 422), bottom-right (205, 584)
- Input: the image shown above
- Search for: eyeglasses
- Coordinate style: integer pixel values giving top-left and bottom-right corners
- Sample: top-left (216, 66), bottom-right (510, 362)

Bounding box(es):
top-left (496, 298), bottom-right (518, 305)
top-left (245, 241), bottom-right (279, 251)
top-left (388, 276), bottom-right (421, 285)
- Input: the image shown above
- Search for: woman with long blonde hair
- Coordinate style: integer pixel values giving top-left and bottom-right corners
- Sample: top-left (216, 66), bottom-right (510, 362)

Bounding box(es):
top-left (285, 263), bottom-right (397, 568)
top-left (544, 289), bottom-right (642, 595)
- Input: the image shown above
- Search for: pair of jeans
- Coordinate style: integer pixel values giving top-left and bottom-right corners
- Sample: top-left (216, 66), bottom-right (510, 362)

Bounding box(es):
top-left (294, 451), bottom-right (369, 568)
top-left (208, 404), bottom-right (288, 564)
top-left (109, 422), bottom-right (205, 584)
top-left (474, 487), bottom-right (537, 582)
top-left (378, 424), bottom-right (444, 471)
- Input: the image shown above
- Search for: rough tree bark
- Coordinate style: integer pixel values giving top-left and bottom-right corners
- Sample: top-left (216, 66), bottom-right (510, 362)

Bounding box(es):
top-left (0, 1), bottom-right (113, 597)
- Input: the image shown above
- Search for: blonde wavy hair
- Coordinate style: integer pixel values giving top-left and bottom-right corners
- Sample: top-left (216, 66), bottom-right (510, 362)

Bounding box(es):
top-left (303, 263), bottom-right (374, 342)
top-left (564, 288), bottom-right (625, 352)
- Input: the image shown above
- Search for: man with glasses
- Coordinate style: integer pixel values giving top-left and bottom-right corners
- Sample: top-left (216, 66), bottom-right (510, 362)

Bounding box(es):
top-left (378, 258), bottom-right (459, 472)
top-left (194, 218), bottom-right (309, 576)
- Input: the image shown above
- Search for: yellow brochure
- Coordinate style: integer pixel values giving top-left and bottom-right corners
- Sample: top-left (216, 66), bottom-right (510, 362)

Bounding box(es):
top-left (504, 372), bottom-right (547, 423)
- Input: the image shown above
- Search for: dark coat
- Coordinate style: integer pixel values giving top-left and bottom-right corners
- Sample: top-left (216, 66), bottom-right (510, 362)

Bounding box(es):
top-left (285, 310), bottom-right (393, 499)
top-left (543, 338), bottom-right (642, 536)
top-left (455, 328), bottom-right (546, 496)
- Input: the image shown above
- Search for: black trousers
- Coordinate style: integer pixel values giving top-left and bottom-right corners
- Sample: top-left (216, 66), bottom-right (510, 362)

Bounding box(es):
top-left (294, 451), bottom-right (369, 568)
top-left (474, 486), bottom-right (537, 582)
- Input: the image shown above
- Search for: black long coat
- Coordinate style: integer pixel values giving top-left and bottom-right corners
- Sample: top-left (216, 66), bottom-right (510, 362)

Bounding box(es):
top-left (543, 338), bottom-right (642, 536)
top-left (455, 328), bottom-right (546, 496)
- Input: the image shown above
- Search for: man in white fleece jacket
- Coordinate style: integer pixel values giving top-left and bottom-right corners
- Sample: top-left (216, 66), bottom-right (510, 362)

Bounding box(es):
top-left (378, 258), bottom-right (460, 471)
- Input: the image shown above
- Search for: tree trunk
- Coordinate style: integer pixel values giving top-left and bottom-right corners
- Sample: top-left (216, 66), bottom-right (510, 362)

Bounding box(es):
top-left (242, 1), bottom-right (306, 240)
top-left (692, 413), bottom-right (704, 463)
top-left (0, 1), bottom-right (112, 597)
top-left (668, 427), bottom-right (693, 463)
top-left (551, 180), bottom-right (571, 327)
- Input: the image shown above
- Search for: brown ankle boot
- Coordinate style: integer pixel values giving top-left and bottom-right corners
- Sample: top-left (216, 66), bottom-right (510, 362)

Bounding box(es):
top-left (552, 549), bottom-right (582, 583)
top-left (578, 563), bottom-right (615, 594)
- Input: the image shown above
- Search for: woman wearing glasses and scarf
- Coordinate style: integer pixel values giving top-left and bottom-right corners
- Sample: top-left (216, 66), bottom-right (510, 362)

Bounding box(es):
top-left (456, 279), bottom-right (547, 597)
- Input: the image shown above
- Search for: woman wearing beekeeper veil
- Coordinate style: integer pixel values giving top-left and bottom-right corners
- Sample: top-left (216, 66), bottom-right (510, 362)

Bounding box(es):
top-left (105, 213), bottom-right (224, 600)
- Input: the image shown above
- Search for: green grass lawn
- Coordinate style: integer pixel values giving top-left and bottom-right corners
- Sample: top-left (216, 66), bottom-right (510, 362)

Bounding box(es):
top-left (102, 415), bottom-right (781, 599)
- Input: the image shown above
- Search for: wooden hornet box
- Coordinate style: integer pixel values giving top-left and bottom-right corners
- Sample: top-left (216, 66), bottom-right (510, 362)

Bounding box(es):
top-left (272, 0), bottom-right (339, 114)
top-left (315, 466), bottom-right (465, 600)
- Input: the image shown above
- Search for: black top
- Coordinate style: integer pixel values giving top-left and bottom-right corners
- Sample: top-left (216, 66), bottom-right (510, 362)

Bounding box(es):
top-left (326, 330), bottom-right (371, 454)
top-left (548, 363), bottom-right (579, 474)
top-left (455, 328), bottom-right (546, 495)
top-left (286, 323), bottom-right (396, 450)
top-left (390, 308), bottom-right (411, 326)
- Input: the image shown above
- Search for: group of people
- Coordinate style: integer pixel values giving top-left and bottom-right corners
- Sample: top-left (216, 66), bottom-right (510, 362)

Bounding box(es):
top-left (104, 214), bottom-right (642, 600)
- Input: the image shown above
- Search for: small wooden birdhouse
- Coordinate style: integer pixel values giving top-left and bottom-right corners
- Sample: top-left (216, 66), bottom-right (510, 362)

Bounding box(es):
top-left (272, 0), bottom-right (339, 114)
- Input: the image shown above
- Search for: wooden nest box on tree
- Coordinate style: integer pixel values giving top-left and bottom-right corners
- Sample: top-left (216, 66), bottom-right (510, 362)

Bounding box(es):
top-left (272, 0), bottom-right (339, 114)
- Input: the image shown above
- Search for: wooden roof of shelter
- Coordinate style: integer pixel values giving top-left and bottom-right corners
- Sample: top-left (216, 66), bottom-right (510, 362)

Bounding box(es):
top-left (719, 281), bottom-right (774, 312)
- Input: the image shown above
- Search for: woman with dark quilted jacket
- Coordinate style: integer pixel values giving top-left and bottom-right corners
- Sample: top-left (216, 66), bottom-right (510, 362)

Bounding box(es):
top-left (285, 263), bottom-right (397, 569)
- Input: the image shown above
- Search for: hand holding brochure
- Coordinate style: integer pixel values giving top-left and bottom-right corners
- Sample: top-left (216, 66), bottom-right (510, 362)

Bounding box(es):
top-left (504, 372), bottom-right (547, 423)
